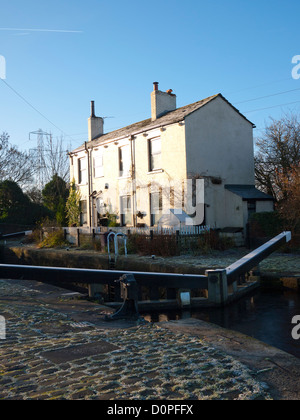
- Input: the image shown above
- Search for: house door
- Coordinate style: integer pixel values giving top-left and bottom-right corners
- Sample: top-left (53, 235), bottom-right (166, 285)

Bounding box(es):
top-left (247, 200), bottom-right (256, 220)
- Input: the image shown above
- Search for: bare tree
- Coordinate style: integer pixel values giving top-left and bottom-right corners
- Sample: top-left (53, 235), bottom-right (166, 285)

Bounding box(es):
top-left (0, 132), bottom-right (37, 188)
top-left (277, 165), bottom-right (300, 232)
top-left (255, 113), bottom-right (300, 201)
top-left (43, 135), bottom-right (70, 183)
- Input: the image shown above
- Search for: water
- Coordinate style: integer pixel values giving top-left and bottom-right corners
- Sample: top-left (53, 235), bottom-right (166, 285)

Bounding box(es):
top-left (142, 290), bottom-right (300, 359)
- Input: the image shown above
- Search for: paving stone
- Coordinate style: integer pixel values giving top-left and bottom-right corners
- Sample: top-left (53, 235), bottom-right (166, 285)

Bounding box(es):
top-left (41, 341), bottom-right (119, 364)
top-left (0, 279), bottom-right (273, 400)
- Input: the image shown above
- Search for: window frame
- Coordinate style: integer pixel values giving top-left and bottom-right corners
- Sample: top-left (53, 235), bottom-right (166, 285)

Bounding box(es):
top-left (150, 189), bottom-right (163, 227)
top-left (93, 150), bottom-right (104, 178)
top-left (80, 200), bottom-right (88, 226)
top-left (78, 157), bottom-right (87, 185)
top-left (149, 137), bottom-right (162, 172)
top-left (119, 145), bottom-right (131, 178)
top-left (120, 195), bottom-right (132, 226)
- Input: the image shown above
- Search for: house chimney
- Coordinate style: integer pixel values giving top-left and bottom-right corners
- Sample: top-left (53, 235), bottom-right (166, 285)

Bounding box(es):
top-left (91, 100), bottom-right (96, 117)
top-left (151, 82), bottom-right (176, 121)
top-left (88, 101), bottom-right (104, 141)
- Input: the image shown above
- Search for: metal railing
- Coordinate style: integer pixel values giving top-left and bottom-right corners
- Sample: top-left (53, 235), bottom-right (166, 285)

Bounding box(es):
top-left (0, 231), bottom-right (32, 240)
top-left (226, 231), bottom-right (291, 285)
top-left (107, 232), bottom-right (127, 265)
top-left (0, 263), bottom-right (208, 290)
top-left (0, 231), bottom-right (291, 309)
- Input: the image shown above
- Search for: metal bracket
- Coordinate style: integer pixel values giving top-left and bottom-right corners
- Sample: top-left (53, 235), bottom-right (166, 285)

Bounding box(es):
top-left (105, 274), bottom-right (140, 321)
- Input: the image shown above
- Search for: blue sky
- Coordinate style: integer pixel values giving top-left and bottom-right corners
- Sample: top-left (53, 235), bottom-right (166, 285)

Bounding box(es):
top-left (0, 0), bottom-right (300, 153)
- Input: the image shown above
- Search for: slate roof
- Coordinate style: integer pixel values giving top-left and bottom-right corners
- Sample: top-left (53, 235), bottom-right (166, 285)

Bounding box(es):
top-left (72, 93), bottom-right (255, 153)
top-left (225, 185), bottom-right (274, 201)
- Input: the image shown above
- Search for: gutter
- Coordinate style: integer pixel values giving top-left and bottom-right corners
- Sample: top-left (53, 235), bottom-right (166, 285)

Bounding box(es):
top-left (129, 135), bottom-right (137, 227)
top-left (70, 119), bottom-right (186, 155)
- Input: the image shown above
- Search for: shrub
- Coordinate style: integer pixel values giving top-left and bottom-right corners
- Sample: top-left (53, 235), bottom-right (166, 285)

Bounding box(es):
top-left (77, 235), bottom-right (103, 251)
top-left (191, 230), bottom-right (234, 254)
top-left (23, 229), bottom-right (42, 244)
top-left (38, 229), bottom-right (69, 249)
top-left (126, 230), bottom-right (234, 256)
top-left (127, 234), bottom-right (179, 257)
top-left (250, 212), bottom-right (284, 237)
top-left (0, 180), bottom-right (53, 225)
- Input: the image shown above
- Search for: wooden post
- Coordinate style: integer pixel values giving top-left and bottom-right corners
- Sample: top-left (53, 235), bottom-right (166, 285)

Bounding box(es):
top-left (92, 228), bottom-right (95, 247)
top-left (76, 228), bottom-right (80, 247)
top-left (206, 269), bottom-right (228, 305)
top-left (88, 284), bottom-right (105, 298)
top-left (246, 222), bottom-right (251, 249)
top-left (150, 286), bottom-right (160, 301)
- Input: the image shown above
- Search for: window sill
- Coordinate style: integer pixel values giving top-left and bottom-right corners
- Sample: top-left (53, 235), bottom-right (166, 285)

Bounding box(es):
top-left (118, 175), bottom-right (132, 180)
top-left (147, 169), bottom-right (164, 175)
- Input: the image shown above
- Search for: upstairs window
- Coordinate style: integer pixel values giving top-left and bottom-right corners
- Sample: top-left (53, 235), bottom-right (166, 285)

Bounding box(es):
top-left (78, 158), bottom-right (87, 184)
top-left (94, 151), bottom-right (104, 178)
top-left (149, 137), bottom-right (161, 172)
top-left (119, 145), bottom-right (131, 177)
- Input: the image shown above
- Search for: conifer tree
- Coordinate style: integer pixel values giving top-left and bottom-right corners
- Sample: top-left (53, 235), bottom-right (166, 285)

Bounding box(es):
top-left (65, 179), bottom-right (81, 227)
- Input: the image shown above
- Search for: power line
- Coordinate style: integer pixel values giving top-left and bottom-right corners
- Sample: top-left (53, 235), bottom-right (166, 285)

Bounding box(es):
top-left (2, 74), bottom-right (299, 150)
top-left (0, 78), bottom-right (75, 144)
top-left (224, 77), bottom-right (293, 96)
top-left (243, 100), bottom-right (300, 114)
top-left (234, 88), bottom-right (300, 105)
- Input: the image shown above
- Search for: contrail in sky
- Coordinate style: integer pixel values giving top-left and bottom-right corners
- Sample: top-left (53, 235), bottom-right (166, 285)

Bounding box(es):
top-left (0, 28), bottom-right (83, 33)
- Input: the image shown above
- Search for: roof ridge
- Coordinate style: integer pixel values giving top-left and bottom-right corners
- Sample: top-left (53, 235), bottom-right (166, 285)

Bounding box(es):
top-left (72, 92), bottom-right (254, 153)
top-left (94, 94), bottom-right (219, 138)
top-left (92, 93), bottom-right (220, 141)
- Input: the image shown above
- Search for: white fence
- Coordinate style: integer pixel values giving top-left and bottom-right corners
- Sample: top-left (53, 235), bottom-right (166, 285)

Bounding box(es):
top-left (125, 225), bottom-right (211, 236)
top-left (64, 225), bottom-right (210, 236)
top-left (62, 225), bottom-right (210, 245)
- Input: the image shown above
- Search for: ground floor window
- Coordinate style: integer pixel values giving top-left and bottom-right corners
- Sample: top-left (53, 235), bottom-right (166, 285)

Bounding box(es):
top-left (80, 200), bottom-right (88, 226)
top-left (120, 195), bottom-right (132, 226)
top-left (150, 190), bottom-right (163, 226)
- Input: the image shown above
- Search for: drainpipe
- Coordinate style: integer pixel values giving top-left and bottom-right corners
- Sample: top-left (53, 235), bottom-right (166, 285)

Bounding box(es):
top-left (130, 135), bottom-right (137, 227)
top-left (85, 141), bottom-right (92, 228)
top-left (90, 147), bottom-right (95, 227)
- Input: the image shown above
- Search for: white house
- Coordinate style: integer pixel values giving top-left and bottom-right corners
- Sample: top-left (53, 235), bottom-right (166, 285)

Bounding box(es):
top-left (69, 82), bottom-right (274, 232)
